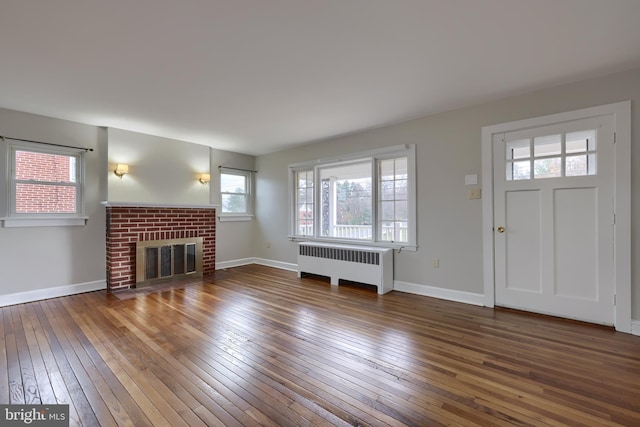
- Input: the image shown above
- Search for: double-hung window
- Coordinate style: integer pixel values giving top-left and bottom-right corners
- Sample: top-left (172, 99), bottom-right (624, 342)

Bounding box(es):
top-left (3, 139), bottom-right (86, 227)
top-left (289, 144), bottom-right (416, 249)
top-left (219, 168), bottom-right (253, 221)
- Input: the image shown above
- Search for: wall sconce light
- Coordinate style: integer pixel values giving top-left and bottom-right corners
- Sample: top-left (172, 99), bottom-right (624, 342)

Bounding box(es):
top-left (198, 173), bottom-right (211, 184)
top-left (114, 163), bottom-right (129, 178)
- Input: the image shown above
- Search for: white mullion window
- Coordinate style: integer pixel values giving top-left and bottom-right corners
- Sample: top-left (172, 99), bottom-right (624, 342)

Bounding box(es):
top-left (289, 144), bottom-right (416, 250)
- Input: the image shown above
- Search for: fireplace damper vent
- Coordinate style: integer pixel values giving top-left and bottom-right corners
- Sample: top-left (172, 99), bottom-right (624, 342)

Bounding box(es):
top-left (136, 237), bottom-right (203, 287)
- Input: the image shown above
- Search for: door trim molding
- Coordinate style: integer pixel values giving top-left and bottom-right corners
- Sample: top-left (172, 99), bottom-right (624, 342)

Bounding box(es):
top-left (481, 101), bottom-right (631, 333)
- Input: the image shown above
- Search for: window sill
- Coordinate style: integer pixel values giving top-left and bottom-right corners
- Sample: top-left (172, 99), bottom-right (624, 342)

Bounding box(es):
top-left (218, 215), bottom-right (253, 223)
top-left (287, 236), bottom-right (417, 252)
top-left (2, 216), bottom-right (88, 228)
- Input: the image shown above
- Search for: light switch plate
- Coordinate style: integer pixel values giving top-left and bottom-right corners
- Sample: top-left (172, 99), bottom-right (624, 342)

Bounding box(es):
top-left (465, 174), bottom-right (478, 185)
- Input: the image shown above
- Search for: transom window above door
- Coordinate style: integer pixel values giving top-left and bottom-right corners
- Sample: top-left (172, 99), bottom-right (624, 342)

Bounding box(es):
top-left (505, 129), bottom-right (596, 180)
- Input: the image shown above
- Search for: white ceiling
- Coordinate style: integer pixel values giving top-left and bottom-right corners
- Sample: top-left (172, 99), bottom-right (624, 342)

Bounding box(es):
top-left (1, 0), bottom-right (639, 156)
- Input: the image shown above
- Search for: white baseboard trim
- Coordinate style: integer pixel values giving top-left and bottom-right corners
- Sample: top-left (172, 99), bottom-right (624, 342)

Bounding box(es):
top-left (394, 280), bottom-right (485, 306)
top-left (216, 258), bottom-right (255, 270)
top-left (217, 259), bottom-right (485, 306)
top-left (216, 257), bottom-right (298, 272)
top-left (631, 320), bottom-right (640, 336)
top-left (253, 258), bottom-right (298, 272)
top-left (0, 280), bottom-right (107, 307)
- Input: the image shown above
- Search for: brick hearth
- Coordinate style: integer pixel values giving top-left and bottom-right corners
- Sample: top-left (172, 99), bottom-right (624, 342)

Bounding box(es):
top-left (105, 205), bottom-right (216, 291)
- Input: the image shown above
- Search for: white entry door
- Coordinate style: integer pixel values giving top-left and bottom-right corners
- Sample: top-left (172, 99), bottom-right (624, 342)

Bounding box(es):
top-left (493, 115), bottom-right (615, 325)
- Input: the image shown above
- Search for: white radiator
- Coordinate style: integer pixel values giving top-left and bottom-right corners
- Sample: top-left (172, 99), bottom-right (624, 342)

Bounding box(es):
top-left (297, 242), bottom-right (393, 294)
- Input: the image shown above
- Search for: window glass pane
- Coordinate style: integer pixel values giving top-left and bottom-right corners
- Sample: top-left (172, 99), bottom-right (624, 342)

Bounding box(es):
top-left (380, 180), bottom-right (395, 201)
top-left (379, 159), bottom-right (395, 181)
top-left (587, 153), bottom-right (597, 175)
top-left (222, 193), bottom-right (247, 213)
top-left (566, 155), bottom-right (587, 176)
top-left (380, 200), bottom-right (395, 221)
top-left (15, 184), bottom-right (77, 213)
top-left (506, 139), bottom-right (530, 160)
top-left (319, 161), bottom-right (372, 240)
top-left (394, 200), bottom-right (408, 219)
top-left (508, 161), bottom-right (531, 180)
top-left (379, 157), bottom-right (408, 180)
top-left (534, 157), bottom-right (561, 178)
top-left (220, 173), bottom-right (246, 194)
top-left (380, 221), bottom-right (408, 242)
top-left (566, 137), bottom-right (586, 154)
top-left (566, 130), bottom-right (596, 153)
top-left (15, 150), bottom-right (76, 183)
top-left (394, 179), bottom-right (408, 200)
top-left (534, 134), bottom-right (561, 157)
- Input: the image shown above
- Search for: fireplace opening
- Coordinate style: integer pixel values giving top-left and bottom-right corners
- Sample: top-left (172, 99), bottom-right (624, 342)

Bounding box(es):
top-left (136, 237), bottom-right (203, 287)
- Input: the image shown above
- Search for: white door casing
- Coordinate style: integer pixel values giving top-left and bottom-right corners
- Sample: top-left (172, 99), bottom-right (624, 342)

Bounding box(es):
top-left (481, 101), bottom-right (631, 332)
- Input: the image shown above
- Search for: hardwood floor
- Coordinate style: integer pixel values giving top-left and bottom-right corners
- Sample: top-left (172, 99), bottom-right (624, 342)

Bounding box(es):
top-left (1, 264), bottom-right (639, 426)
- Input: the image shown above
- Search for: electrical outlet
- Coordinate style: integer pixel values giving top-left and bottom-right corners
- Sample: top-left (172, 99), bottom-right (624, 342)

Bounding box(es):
top-left (266, 241), bottom-right (271, 248)
top-left (432, 258), bottom-right (439, 268)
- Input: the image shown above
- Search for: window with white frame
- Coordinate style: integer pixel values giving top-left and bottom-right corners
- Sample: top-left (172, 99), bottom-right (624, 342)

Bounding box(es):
top-left (220, 168), bottom-right (253, 219)
top-left (4, 139), bottom-right (86, 226)
top-left (289, 144), bottom-right (416, 249)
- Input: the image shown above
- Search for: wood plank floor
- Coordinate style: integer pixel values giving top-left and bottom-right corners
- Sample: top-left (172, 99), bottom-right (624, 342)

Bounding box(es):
top-left (1, 264), bottom-right (639, 426)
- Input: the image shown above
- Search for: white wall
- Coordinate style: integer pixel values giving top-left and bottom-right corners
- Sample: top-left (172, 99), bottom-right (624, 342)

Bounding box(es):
top-left (0, 108), bottom-right (107, 298)
top-left (211, 148), bottom-right (257, 264)
top-left (254, 67), bottom-right (640, 320)
top-left (107, 128), bottom-right (257, 265)
top-left (107, 128), bottom-right (211, 205)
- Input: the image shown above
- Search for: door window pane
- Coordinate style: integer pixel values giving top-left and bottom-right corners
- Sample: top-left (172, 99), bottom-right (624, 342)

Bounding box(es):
top-left (534, 134), bottom-right (561, 157)
top-left (534, 157), bottom-right (561, 179)
top-left (509, 161), bottom-right (531, 180)
top-left (506, 139), bottom-right (530, 160)
top-left (566, 130), bottom-right (596, 153)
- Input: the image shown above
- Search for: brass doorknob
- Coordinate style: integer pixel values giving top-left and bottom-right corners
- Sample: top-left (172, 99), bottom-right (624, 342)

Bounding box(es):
top-left (497, 226), bottom-right (505, 233)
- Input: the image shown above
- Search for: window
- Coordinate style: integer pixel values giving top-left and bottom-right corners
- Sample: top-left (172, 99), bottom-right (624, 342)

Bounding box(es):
top-left (220, 168), bottom-right (253, 221)
top-left (506, 129), bottom-right (596, 181)
top-left (4, 140), bottom-right (86, 227)
top-left (289, 144), bottom-right (416, 249)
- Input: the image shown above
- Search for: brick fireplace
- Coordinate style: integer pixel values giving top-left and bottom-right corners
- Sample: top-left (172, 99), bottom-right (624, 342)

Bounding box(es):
top-left (104, 204), bottom-right (216, 291)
